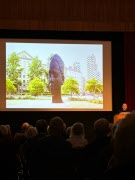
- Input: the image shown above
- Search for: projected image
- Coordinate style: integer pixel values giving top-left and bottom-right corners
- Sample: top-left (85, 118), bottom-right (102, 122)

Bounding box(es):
top-left (6, 42), bottom-right (103, 110)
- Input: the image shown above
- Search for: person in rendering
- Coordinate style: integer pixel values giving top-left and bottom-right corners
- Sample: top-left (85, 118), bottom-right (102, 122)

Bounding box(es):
top-left (49, 54), bottom-right (65, 103)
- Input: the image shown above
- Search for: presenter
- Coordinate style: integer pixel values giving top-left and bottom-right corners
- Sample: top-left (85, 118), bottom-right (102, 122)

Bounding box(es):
top-left (114, 103), bottom-right (129, 124)
top-left (118, 103), bottom-right (129, 113)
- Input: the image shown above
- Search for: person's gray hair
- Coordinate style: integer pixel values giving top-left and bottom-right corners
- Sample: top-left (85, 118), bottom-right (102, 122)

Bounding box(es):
top-left (0, 125), bottom-right (8, 136)
top-left (25, 126), bottom-right (38, 138)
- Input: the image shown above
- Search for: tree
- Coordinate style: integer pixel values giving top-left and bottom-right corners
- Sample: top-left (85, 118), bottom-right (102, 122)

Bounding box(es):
top-left (27, 57), bottom-right (45, 81)
top-left (44, 55), bottom-right (52, 91)
top-left (85, 78), bottom-right (103, 95)
top-left (6, 52), bottom-right (23, 88)
top-left (62, 77), bottom-right (79, 96)
top-left (27, 77), bottom-right (45, 97)
top-left (6, 78), bottom-right (16, 95)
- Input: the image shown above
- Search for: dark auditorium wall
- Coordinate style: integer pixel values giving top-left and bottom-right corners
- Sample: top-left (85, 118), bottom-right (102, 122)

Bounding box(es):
top-left (124, 33), bottom-right (135, 111)
top-left (0, 0), bottom-right (135, 31)
top-left (0, 0), bottom-right (135, 138)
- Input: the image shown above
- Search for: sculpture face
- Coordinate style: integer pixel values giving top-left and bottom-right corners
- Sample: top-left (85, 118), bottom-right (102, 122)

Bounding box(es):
top-left (49, 54), bottom-right (64, 103)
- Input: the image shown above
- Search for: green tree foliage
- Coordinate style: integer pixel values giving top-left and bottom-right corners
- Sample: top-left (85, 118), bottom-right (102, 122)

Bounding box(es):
top-left (44, 54), bottom-right (54, 91)
top-left (44, 55), bottom-right (52, 90)
top-left (85, 78), bottom-right (103, 95)
top-left (6, 52), bottom-right (23, 88)
top-left (27, 77), bottom-right (45, 97)
top-left (27, 57), bottom-right (46, 81)
top-left (6, 78), bottom-right (16, 94)
top-left (62, 77), bottom-right (79, 96)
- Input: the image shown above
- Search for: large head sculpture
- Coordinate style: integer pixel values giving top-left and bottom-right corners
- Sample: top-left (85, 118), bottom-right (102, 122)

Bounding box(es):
top-left (49, 54), bottom-right (64, 103)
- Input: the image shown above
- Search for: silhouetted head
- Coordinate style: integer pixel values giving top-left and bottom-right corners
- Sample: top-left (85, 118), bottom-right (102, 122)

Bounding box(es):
top-left (25, 126), bottom-right (38, 138)
top-left (35, 119), bottom-right (48, 134)
top-left (48, 116), bottom-right (65, 136)
top-left (21, 122), bottom-right (30, 132)
top-left (94, 118), bottom-right (110, 136)
top-left (0, 125), bottom-right (8, 137)
top-left (70, 122), bottom-right (85, 137)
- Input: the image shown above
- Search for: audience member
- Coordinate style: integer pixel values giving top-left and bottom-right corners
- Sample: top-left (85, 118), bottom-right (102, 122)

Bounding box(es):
top-left (21, 126), bottom-right (38, 179)
top-left (14, 122), bottom-right (30, 149)
top-left (0, 125), bottom-right (17, 179)
top-left (66, 126), bottom-right (72, 138)
top-left (35, 118), bottom-right (48, 135)
top-left (84, 118), bottom-right (113, 179)
top-left (99, 110), bottom-right (135, 179)
top-left (66, 122), bottom-right (88, 179)
top-left (29, 116), bottom-right (73, 180)
top-left (21, 122), bottom-right (30, 132)
top-left (67, 122), bottom-right (88, 149)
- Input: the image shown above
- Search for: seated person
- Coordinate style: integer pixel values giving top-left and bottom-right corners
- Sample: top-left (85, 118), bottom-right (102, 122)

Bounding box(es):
top-left (67, 122), bottom-right (88, 149)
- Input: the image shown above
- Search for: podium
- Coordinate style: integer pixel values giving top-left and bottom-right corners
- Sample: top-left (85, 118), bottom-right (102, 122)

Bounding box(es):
top-left (113, 112), bottom-right (130, 124)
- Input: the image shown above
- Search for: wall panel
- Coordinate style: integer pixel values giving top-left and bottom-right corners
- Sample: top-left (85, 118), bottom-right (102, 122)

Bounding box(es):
top-left (0, 0), bottom-right (135, 31)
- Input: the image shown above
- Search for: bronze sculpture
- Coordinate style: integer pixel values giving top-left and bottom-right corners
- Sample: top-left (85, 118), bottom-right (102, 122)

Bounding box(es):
top-left (49, 54), bottom-right (64, 103)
